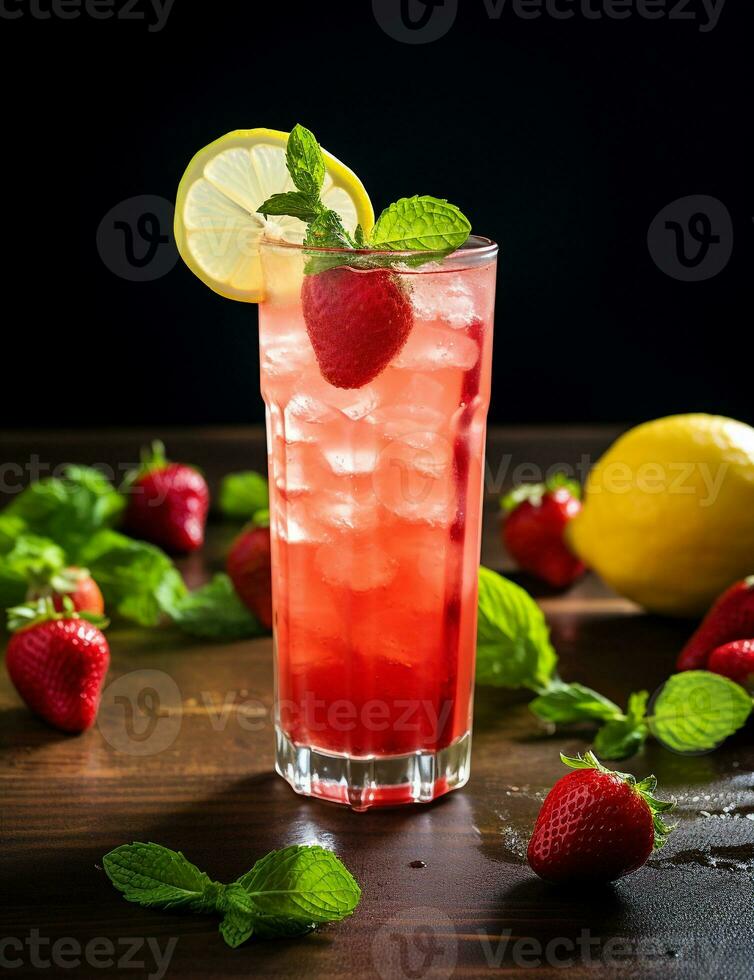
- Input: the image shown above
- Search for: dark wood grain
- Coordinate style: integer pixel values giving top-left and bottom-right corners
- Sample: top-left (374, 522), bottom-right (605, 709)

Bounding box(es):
top-left (1, 428), bottom-right (752, 979)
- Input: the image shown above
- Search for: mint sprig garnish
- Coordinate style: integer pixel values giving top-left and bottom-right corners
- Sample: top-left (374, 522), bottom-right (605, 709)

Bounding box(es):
top-left (258, 123), bottom-right (471, 257)
top-left (103, 842), bottom-right (361, 948)
top-left (370, 195), bottom-right (471, 251)
top-left (560, 751), bottom-right (676, 849)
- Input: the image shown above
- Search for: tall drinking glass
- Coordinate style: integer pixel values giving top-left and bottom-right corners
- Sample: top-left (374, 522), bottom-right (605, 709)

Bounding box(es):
top-left (258, 237), bottom-right (498, 810)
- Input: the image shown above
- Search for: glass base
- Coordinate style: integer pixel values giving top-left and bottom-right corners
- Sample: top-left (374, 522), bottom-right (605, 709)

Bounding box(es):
top-left (274, 728), bottom-right (471, 811)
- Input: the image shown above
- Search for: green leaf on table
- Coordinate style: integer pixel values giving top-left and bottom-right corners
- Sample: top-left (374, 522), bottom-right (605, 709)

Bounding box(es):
top-left (219, 471), bottom-right (269, 520)
top-left (370, 195), bottom-right (471, 252)
top-left (218, 884), bottom-right (256, 948)
top-left (2, 534), bottom-right (66, 581)
top-left (163, 574), bottom-right (263, 640)
top-left (529, 680), bottom-right (623, 725)
top-left (593, 690), bottom-right (650, 760)
top-left (475, 566), bottom-right (557, 691)
top-left (0, 533), bottom-right (67, 615)
top-left (0, 567), bottom-right (26, 614)
top-left (103, 842), bottom-right (220, 913)
top-left (79, 529), bottom-right (185, 627)
top-left (648, 671), bottom-right (753, 754)
top-left (235, 845), bottom-right (361, 939)
top-left (104, 841), bottom-right (361, 949)
top-left (0, 513), bottom-right (26, 552)
top-left (5, 465), bottom-right (125, 560)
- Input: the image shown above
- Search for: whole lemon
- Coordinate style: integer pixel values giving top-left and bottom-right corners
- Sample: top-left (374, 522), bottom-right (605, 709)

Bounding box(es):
top-left (567, 414), bottom-right (754, 616)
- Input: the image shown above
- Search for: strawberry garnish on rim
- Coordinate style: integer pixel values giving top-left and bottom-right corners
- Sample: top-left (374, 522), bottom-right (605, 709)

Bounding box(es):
top-left (301, 266), bottom-right (413, 390)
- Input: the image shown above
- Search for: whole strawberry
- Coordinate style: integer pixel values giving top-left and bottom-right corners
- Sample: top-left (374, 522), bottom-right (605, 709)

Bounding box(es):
top-left (123, 441), bottom-right (209, 554)
top-left (5, 599), bottom-right (110, 733)
top-left (29, 566), bottom-right (105, 617)
top-left (677, 577), bottom-right (754, 672)
top-left (502, 474), bottom-right (587, 588)
top-left (301, 267), bottom-right (413, 389)
top-left (528, 752), bottom-right (675, 884)
top-left (707, 639), bottom-right (754, 691)
top-left (227, 511), bottom-right (273, 630)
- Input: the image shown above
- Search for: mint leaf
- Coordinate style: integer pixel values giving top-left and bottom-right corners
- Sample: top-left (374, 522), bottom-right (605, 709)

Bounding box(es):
top-left (0, 533), bottom-right (68, 614)
top-left (370, 196), bottom-right (471, 251)
top-left (475, 566), bottom-right (557, 691)
top-left (218, 884), bottom-right (255, 948)
top-left (0, 513), bottom-right (26, 552)
top-left (6, 466), bottom-right (125, 560)
top-left (104, 842), bottom-right (361, 949)
top-left (235, 845), bottom-right (361, 938)
top-left (103, 842), bottom-right (221, 912)
top-left (529, 680), bottom-right (623, 724)
top-left (219, 471), bottom-right (269, 520)
top-left (286, 123), bottom-right (325, 200)
top-left (593, 690), bottom-right (649, 760)
top-left (648, 671), bottom-right (753, 754)
top-left (1, 534), bottom-right (66, 582)
top-left (259, 191), bottom-right (321, 224)
top-left (79, 529), bottom-right (186, 627)
top-left (304, 210), bottom-right (355, 249)
top-left (164, 573), bottom-right (263, 640)
top-left (0, 567), bottom-right (26, 614)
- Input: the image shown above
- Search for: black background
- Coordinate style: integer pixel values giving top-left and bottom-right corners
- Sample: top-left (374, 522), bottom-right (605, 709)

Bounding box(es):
top-left (2, 0), bottom-right (751, 428)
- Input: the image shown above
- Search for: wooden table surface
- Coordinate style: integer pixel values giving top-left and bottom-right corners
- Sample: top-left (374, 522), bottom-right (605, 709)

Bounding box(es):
top-left (2, 428), bottom-right (753, 979)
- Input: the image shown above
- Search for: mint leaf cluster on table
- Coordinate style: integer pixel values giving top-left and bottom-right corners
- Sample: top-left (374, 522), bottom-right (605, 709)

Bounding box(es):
top-left (0, 463), bottom-right (270, 640)
top-left (259, 124), bottom-right (471, 255)
top-left (476, 566), bottom-right (754, 760)
top-left (103, 842), bottom-right (361, 947)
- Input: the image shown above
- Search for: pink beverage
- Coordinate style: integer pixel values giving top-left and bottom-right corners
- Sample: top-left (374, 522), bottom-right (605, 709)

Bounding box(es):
top-left (259, 237), bottom-right (498, 810)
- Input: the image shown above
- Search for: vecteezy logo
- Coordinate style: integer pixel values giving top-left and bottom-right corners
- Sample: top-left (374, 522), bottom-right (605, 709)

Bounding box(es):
top-left (647, 194), bottom-right (733, 282)
top-left (97, 669), bottom-right (182, 756)
top-left (372, 0), bottom-right (457, 44)
top-left (372, 908), bottom-right (457, 980)
top-left (96, 194), bottom-right (178, 282)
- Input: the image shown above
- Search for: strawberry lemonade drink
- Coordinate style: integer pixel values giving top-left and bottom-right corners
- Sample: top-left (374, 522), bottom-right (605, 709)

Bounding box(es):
top-left (175, 125), bottom-right (497, 809)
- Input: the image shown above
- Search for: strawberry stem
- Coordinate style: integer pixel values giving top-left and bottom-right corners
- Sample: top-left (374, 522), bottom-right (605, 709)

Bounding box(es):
top-left (500, 472), bottom-right (581, 514)
top-left (560, 751), bottom-right (676, 849)
top-left (6, 597), bottom-right (109, 634)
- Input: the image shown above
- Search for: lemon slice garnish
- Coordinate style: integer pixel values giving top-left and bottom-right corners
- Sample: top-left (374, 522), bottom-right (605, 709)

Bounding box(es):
top-left (174, 128), bottom-right (373, 302)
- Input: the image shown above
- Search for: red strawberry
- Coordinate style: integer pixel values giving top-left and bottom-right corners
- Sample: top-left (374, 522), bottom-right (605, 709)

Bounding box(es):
top-left (707, 639), bottom-right (754, 691)
top-left (5, 600), bottom-right (110, 733)
top-left (301, 267), bottom-right (413, 389)
top-left (677, 578), bottom-right (754, 672)
top-left (501, 475), bottom-right (587, 588)
top-left (29, 566), bottom-right (105, 616)
top-left (123, 441), bottom-right (209, 554)
top-left (227, 513), bottom-right (273, 630)
top-left (528, 752), bottom-right (675, 884)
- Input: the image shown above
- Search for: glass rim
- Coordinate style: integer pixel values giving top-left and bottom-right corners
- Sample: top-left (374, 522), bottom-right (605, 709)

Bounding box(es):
top-left (259, 233), bottom-right (498, 260)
